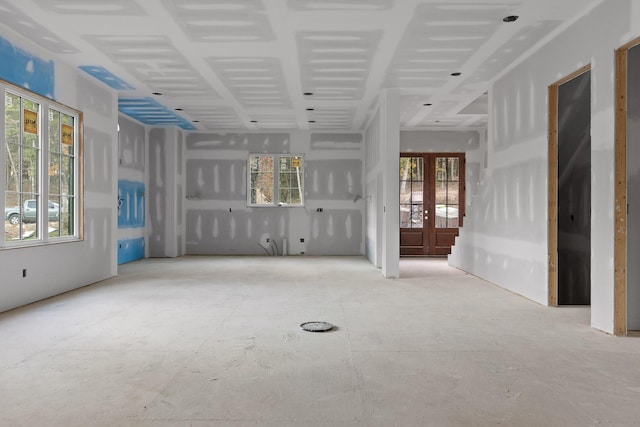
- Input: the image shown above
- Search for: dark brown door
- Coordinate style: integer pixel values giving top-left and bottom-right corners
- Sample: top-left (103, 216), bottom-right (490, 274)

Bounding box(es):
top-left (400, 153), bottom-right (465, 256)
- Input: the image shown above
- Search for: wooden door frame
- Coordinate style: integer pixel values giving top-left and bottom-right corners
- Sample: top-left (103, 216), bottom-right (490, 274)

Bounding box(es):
top-left (613, 37), bottom-right (640, 336)
top-left (400, 153), bottom-right (429, 256)
top-left (548, 64), bottom-right (591, 307)
top-left (399, 152), bottom-right (466, 257)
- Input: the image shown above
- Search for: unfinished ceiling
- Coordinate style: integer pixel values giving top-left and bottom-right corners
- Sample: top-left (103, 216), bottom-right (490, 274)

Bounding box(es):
top-left (0, 0), bottom-right (597, 131)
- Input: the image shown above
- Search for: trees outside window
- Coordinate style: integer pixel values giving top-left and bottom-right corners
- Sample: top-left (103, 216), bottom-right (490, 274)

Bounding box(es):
top-left (249, 154), bottom-right (303, 207)
top-left (3, 84), bottom-right (81, 245)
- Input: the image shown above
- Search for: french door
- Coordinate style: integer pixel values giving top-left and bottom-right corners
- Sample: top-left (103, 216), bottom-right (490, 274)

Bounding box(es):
top-left (400, 153), bottom-right (465, 256)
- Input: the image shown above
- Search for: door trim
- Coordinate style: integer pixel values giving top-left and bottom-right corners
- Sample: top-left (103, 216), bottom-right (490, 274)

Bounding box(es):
top-left (548, 64), bottom-right (591, 307)
top-left (614, 37), bottom-right (640, 335)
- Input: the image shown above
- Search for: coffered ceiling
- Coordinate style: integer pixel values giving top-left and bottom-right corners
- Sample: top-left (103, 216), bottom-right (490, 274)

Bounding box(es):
top-left (0, 0), bottom-right (598, 131)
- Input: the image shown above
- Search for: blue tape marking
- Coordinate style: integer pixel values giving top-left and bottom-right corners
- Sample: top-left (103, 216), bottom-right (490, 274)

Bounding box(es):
top-left (119, 97), bottom-right (197, 130)
top-left (118, 238), bottom-right (145, 264)
top-left (79, 65), bottom-right (135, 91)
top-left (0, 36), bottom-right (55, 99)
top-left (118, 180), bottom-right (145, 229)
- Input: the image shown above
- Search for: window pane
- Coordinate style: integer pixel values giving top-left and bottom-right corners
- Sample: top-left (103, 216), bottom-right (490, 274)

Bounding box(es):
top-left (447, 181), bottom-right (459, 204)
top-left (61, 155), bottom-right (74, 196)
top-left (279, 172), bottom-right (290, 188)
top-left (280, 156), bottom-right (290, 171)
top-left (447, 205), bottom-right (459, 228)
top-left (435, 204), bottom-right (447, 228)
top-left (435, 180), bottom-right (447, 204)
top-left (21, 146), bottom-right (39, 194)
top-left (5, 93), bottom-right (20, 144)
top-left (22, 194), bottom-right (39, 240)
top-left (411, 204), bottom-right (423, 228)
top-left (60, 196), bottom-right (74, 237)
top-left (400, 204), bottom-right (411, 228)
top-left (5, 142), bottom-right (19, 193)
top-left (48, 195), bottom-right (60, 237)
top-left (49, 109), bottom-right (60, 153)
top-left (49, 152), bottom-right (61, 194)
top-left (279, 188), bottom-right (290, 204)
top-left (448, 158), bottom-right (459, 182)
top-left (290, 189), bottom-right (301, 205)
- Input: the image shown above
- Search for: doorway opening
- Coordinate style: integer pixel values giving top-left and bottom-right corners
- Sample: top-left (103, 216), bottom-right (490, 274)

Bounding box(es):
top-left (400, 153), bottom-right (465, 257)
top-left (614, 37), bottom-right (640, 335)
top-left (548, 65), bottom-right (592, 307)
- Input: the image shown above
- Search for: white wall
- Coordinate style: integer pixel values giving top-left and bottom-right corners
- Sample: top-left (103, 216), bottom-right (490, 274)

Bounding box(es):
top-left (364, 90), bottom-right (400, 277)
top-left (450, 0), bottom-right (640, 333)
top-left (0, 28), bottom-right (118, 312)
top-left (181, 131), bottom-right (365, 256)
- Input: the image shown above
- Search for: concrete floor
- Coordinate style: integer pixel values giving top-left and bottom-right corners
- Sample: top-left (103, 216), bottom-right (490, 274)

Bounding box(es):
top-left (1, 256), bottom-right (640, 426)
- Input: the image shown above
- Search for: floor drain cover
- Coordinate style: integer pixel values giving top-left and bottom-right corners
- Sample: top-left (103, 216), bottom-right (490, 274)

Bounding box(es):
top-left (300, 321), bottom-right (334, 332)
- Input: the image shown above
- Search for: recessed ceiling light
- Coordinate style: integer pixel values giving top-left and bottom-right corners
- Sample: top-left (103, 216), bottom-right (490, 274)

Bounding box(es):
top-left (503, 15), bottom-right (519, 23)
top-left (451, 72), bottom-right (462, 76)
top-left (152, 92), bottom-right (162, 95)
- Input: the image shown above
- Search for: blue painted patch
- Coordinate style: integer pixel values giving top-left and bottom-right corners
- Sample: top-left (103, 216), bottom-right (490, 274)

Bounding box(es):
top-left (119, 97), bottom-right (197, 130)
top-left (0, 36), bottom-right (55, 99)
top-left (118, 180), bottom-right (145, 229)
top-left (79, 65), bottom-right (135, 91)
top-left (118, 238), bottom-right (145, 265)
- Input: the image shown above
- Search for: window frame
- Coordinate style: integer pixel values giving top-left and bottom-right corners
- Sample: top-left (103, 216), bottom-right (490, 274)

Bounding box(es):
top-left (247, 153), bottom-right (305, 207)
top-left (2, 80), bottom-right (83, 248)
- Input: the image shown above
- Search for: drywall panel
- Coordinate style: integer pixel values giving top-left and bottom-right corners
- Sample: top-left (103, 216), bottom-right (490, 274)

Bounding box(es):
top-left (185, 159), bottom-right (246, 200)
top-left (183, 131), bottom-right (364, 256)
top-left (627, 43), bottom-right (640, 329)
top-left (381, 90), bottom-right (400, 278)
top-left (364, 110), bottom-right (382, 267)
top-left (117, 115), bottom-right (146, 264)
top-left (148, 127), bottom-right (181, 258)
top-left (450, 0), bottom-right (632, 333)
top-left (306, 160), bottom-right (363, 201)
top-left (0, 28), bottom-right (118, 313)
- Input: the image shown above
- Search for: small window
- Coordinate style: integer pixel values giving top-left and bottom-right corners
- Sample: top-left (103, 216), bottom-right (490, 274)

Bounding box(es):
top-left (248, 154), bottom-right (304, 207)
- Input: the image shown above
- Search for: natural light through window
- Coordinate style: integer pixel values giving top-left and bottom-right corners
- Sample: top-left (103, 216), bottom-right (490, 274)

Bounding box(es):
top-left (248, 154), bottom-right (304, 207)
top-left (3, 82), bottom-right (82, 246)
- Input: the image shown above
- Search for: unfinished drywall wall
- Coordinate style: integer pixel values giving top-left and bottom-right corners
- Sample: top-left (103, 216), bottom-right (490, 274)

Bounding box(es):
top-left (148, 127), bottom-right (182, 258)
top-left (450, 0), bottom-right (635, 333)
top-left (627, 43), bottom-right (640, 330)
top-left (363, 90), bottom-right (400, 277)
top-left (117, 115), bottom-right (146, 264)
top-left (364, 110), bottom-right (382, 267)
top-left (183, 131), bottom-right (364, 255)
top-left (0, 29), bottom-right (118, 312)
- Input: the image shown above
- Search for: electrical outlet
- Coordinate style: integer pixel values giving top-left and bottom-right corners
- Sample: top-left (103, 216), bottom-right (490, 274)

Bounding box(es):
top-left (300, 238), bottom-right (304, 243)
top-left (22, 269), bottom-right (26, 278)
top-left (266, 238), bottom-right (270, 243)
top-left (316, 208), bottom-right (323, 212)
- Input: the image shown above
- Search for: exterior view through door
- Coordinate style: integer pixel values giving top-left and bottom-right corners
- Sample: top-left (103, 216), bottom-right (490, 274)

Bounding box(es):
top-left (400, 153), bottom-right (465, 256)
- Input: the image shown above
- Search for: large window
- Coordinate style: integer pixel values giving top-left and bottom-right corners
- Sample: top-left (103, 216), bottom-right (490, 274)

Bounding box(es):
top-left (248, 154), bottom-right (304, 207)
top-left (3, 83), bottom-right (81, 245)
